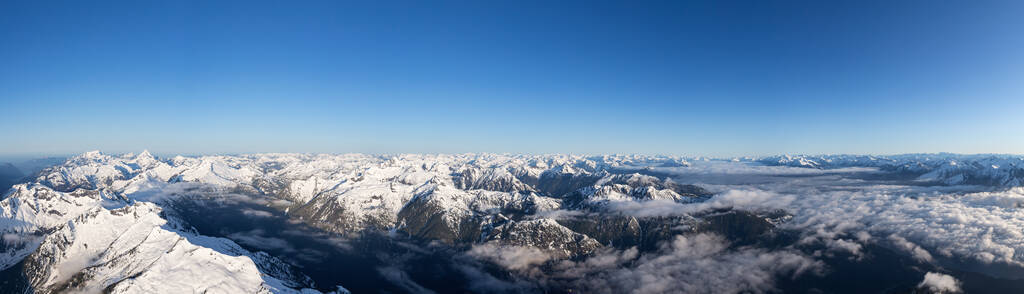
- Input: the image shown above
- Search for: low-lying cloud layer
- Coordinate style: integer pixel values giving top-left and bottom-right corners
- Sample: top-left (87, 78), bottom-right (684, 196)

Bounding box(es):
top-left (467, 234), bottom-right (822, 294)
top-left (469, 162), bottom-right (1024, 292)
top-left (609, 163), bottom-right (1024, 273)
top-left (601, 189), bottom-right (795, 217)
top-left (783, 187), bottom-right (1024, 270)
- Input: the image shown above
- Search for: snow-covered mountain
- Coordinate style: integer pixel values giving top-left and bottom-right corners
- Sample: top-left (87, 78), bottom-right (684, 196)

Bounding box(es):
top-left (4, 150), bottom-right (1024, 293)
top-left (20, 151), bottom-right (707, 237)
top-left (0, 151), bottom-right (711, 293)
top-left (0, 151), bottom-right (366, 293)
top-left (23, 202), bottom-right (310, 293)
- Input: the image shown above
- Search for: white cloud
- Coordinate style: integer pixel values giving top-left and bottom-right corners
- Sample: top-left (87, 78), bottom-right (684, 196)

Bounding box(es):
top-left (470, 233), bottom-right (823, 294)
top-left (2, 233), bottom-right (25, 244)
top-left (888, 234), bottom-right (934, 263)
top-left (241, 208), bottom-right (275, 218)
top-left (226, 229), bottom-right (295, 253)
top-left (567, 234), bottom-right (822, 294)
top-left (600, 189), bottom-right (794, 218)
top-left (377, 266), bottom-right (437, 294)
top-left (780, 187), bottom-right (1024, 269)
top-left (467, 243), bottom-right (553, 272)
top-left (917, 272), bottom-right (962, 293)
top-left (453, 263), bottom-right (535, 293)
top-left (592, 169), bottom-right (1024, 281)
top-left (529, 209), bottom-right (585, 220)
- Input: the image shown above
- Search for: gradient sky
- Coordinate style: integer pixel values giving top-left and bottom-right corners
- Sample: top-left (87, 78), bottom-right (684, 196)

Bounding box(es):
top-left (1, 0), bottom-right (1022, 157)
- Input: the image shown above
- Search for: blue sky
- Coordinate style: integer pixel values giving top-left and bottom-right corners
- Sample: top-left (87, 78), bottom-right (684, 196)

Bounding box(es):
top-left (1, 0), bottom-right (1022, 157)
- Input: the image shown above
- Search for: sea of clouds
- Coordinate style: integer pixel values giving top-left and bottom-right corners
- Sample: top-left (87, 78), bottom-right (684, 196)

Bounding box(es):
top-left (457, 161), bottom-right (1024, 293)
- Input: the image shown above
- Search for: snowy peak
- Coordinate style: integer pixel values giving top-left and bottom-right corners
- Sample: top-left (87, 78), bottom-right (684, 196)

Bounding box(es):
top-left (8, 150), bottom-right (1024, 293)
top-left (75, 150), bottom-right (104, 161)
top-left (132, 149), bottom-right (159, 168)
top-left (22, 202), bottom-right (305, 294)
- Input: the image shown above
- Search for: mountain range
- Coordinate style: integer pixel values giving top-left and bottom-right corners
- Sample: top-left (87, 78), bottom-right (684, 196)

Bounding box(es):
top-left (3, 151), bottom-right (1024, 293)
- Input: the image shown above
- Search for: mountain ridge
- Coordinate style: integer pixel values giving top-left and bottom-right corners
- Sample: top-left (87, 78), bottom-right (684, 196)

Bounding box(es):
top-left (3, 150), bottom-right (1024, 293)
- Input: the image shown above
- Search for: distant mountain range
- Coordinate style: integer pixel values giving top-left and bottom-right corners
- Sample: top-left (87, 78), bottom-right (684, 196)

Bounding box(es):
top-left (0, 156), bottom-right (67, 194)
top-left (0, 163), bottom-right (22, 194)
top-left (756, 153), bottom-right (1024, 186)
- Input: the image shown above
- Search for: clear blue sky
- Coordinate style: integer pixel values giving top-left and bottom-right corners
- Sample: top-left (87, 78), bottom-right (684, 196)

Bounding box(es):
top-left (1, 0), bottom-right (1022, 157)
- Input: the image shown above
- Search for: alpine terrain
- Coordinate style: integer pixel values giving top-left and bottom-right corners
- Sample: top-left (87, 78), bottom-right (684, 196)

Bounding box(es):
top-left (2, 151), bottom-right (1024, 293)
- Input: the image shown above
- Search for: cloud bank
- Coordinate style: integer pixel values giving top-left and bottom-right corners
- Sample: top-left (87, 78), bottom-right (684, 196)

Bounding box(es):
top-left (918, 272), bottom-right (962, 293)
top-left (467, 233), bottom-right (823, 294)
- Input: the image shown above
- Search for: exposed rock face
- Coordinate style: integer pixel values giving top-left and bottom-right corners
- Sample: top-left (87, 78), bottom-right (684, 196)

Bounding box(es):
top-left (694, 210), bottom-right (782, 246)
top-left (397, 185), bottom-right (485, 244)
top-left (485, 219), bottom-right (601, 258)
top-left (453, 166), bottom-right (536, 193)
top-left (535, 171), bottom-right (605, 198)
